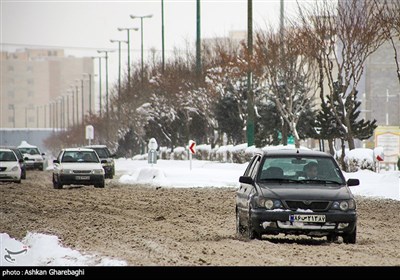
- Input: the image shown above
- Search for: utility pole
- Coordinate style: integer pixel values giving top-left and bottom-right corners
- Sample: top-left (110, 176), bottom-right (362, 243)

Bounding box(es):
top-left (81, 79), bottom-right (84, 124)
top-left (196, 0), bottom-right (201, 79)
top-left (246, 0), bottom-right (254, 146)
top-left (110, 40), bottom-right (127, 119)
top-left (130, 15), bottom-right (153, 85)
top-left (162, 0), bottom-right (165, 73)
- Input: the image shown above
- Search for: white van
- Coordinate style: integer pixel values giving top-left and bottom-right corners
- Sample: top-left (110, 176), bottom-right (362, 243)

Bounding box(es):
top-left (17, 141), bottom-right (47, 171)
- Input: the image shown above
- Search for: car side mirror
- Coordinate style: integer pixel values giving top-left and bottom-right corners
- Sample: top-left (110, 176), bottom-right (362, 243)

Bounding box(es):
top-left (347, 178), bottom-right (359, 187)
top-left (239, 176), bottom-right (253, 184)
top-left (53, 159), bottom-right (60, 164)
top-left (101, 160), bottom-right (108, 164)
top-left (19, 159), bottom-right (24, 163)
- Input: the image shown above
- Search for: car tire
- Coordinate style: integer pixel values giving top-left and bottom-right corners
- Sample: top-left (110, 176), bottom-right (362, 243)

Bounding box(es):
top-left (243, 209), bottom-right (261, 240)
top-left (327, 234), bottom-right (338, 243)
top-left (94, 181), bottom-right (105, 188)
top-left (343, 228), bottom-right (357, 244)
top-left (21, 170), bottom-right (26, 180)
top-left (52, 174), bottom-right (63, 189)
top-left (15, 179), bottom-right (22, 184)
top-left (236, 210), bottom-right (247, 239)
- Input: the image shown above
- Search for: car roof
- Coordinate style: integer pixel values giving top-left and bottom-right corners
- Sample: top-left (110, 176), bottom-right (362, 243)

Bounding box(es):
top-left (261, 148), bottom-right (333, 158)
top-left (17, 141), bottom-right (38, 148)
top-left (0, 146), bottom-right (18, 151)
top-left (0, 148), bottom-right (14, 152)
top-left (84, 145), bottom-right (107, 148)
top-left (62, 148), bottom-right (96, 152)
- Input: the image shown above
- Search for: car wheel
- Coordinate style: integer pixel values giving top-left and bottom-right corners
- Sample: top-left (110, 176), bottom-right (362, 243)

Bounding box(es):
top-left (22, 170), bottom-right (26, 180)
top-left (52, 174), bottom-right (63, 189)
top-left (236, 208), bottom-right (261, 240)
top-left (327, 234), bottom-right (338, 243)
top-left (343, 228), bottom-right (357, 244)
top-left (15, 179), bottom-right (22, 184)
top-left (236, 210), bottom-right (247, 238)
top-left (94, 181), bottom-right (105, 188)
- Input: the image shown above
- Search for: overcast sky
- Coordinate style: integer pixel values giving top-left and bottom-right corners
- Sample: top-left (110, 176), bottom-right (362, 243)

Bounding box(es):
top-left (1, 0), bottom-right (317, 82)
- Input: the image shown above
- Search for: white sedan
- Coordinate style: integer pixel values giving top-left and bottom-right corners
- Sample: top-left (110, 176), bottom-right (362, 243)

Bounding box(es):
top-left (52, 148), bottom-right (106, 189)
top-left (0, 148), bottom-right (22, 183)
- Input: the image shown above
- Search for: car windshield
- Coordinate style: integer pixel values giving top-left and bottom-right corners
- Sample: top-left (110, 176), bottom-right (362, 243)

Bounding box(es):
top-left (19, 147), bottom-right (40, 155)
top-left (0, 151), bottom-right (17, 161)
top-left (61, 151), bottom-right (99, 163)
top-left (92, 148), bottom-right (109, 158)
top-left (258, 156), bottom-right (345, 185)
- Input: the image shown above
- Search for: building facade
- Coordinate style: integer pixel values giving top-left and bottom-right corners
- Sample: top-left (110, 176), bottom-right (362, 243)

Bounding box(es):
top-left (1, 49), bottom-right (94, 129)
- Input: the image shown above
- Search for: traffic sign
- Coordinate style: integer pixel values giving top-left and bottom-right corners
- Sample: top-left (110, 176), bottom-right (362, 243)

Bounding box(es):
top-left (189, 140), bottom-right (196, 154)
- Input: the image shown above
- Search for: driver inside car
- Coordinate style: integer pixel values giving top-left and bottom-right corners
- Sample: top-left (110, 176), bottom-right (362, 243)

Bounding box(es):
top-left (304, 162), bottom-right (319, 179)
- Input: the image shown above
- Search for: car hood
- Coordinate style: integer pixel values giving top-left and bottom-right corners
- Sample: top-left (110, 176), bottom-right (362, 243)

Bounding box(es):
top-left (57, 163), bottom-right (103, 170)
top-left (258, 183), bottom-right (352, 200)
top-left (0, 162), bottom-right (20, 168)
top-left (22, 154), bottom-right (43, 160)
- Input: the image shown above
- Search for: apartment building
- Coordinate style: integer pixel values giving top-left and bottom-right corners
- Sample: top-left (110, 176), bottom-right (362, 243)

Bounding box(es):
top-left (1, 49), bottom-right (94, 129)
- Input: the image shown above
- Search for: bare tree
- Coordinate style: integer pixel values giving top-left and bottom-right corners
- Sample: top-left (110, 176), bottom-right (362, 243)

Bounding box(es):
top-left (297, 0), bottom-right (387, 154)
top-left (254, 27), bottom-right (319, 148)
top-left (380, 0), bottom-right (400, 85)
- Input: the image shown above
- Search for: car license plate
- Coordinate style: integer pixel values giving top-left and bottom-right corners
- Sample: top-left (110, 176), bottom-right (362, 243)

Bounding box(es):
top-left (76, 176), bottom-right (90, 180)
top-left (289, 214), bottom-right (326, 223)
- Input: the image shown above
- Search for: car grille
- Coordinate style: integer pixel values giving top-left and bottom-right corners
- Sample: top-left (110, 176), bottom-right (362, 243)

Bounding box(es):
top-left (0, 167), bottom-right (6, 172)
top-left (284, 200), bottom-right (330, 211)
top-left (73, 170), bottom-right (92, 174)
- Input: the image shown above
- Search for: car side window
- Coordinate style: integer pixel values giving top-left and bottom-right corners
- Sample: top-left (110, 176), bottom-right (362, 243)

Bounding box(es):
top-left (243, 155), bottom-right (261, 178)
top-left (243, 156), bottom-right (257, 177)
top-left (249, 156), bottom-right (261, 179)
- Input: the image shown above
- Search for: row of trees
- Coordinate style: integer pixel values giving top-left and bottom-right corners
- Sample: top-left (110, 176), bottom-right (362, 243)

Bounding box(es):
top-left (45, 0), bottom-right (400, 169)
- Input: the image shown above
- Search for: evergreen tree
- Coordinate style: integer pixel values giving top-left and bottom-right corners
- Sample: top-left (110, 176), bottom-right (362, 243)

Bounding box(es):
top-left (215, 94), bottom-right (244, 145)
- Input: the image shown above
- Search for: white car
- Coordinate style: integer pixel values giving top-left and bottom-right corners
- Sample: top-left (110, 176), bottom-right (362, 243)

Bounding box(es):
top-left (17, 141), bottom-right (46, 171)
top-left (0, 148), bottom-right (22, 183)
top-left (52, 148), bottom-right (106, 189)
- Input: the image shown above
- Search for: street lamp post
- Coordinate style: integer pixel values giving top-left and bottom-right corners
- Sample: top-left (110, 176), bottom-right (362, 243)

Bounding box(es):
top-left (66, 93), bottom-right (70, 128)
top-left (117, 27), bottom-right (138, 86)
top-left (161, 0), bottom-right (165, 72)
top-left (110, 39), bottom-right (128, 119)
top-left (130, 14), bottom-right (153, 84)
top-left (92, 56), bottom-right (102, 117)
top-left (97, 50), bottom-right (114, 121)
top-left (83, 73), bottom-right (94, 116)
top-left (75, 81), bottom-right (79, 124)
top-left (81, 79), bottom-right (84, 124)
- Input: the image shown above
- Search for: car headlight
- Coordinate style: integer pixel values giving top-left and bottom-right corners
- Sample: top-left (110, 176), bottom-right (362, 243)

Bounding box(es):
top-left (264, 199), bottom-right (274, 209)
top-left (332, 199), bottom-right (356, 211)
top-left (11, 166), bottom-right (19, 172)
top-left (60, 169), bottom-right (73, 174)
top-left (92, 169), bottom-right (104, 174)
top-left (256, 197), bottom-right (282, 210)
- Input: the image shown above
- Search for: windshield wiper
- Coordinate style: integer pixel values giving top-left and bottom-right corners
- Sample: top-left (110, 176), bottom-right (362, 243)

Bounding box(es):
top-left (300, 179), bottom-right (342, 185)
top-left (259, 178), bottom-right (302, 184)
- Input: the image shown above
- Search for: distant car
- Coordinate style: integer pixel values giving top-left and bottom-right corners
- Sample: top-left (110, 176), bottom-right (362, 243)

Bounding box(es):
top-left (0, 148), bottom-right (22, 183)
top-left (236, 149), bottom-right (359, 244)
top-left (0, 146), bottom-right (26, 180)
top-left (83, 145), bottom-right (116, 179)
top-left (17, 141), bottom-right (46, 171)
top-left (52, 148), bottom-right (106, 189)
